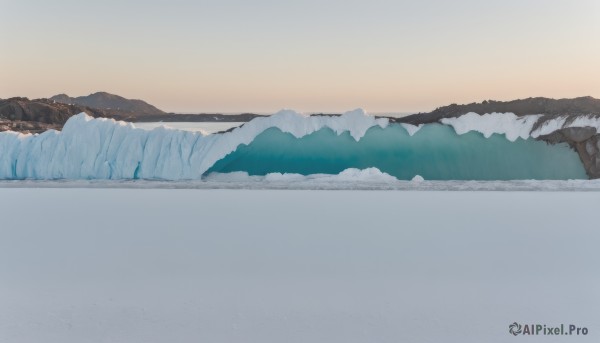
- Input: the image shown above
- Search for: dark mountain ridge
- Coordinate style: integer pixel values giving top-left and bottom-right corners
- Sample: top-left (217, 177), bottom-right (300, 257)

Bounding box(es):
top-left (396, 96), bottom-right (600, 125)
top-left (0, 97), bottom-right (110, 133)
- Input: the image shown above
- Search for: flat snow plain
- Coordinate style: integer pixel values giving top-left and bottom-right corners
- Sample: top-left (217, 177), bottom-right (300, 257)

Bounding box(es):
top-left (1, 188), bottom-right (598, 342)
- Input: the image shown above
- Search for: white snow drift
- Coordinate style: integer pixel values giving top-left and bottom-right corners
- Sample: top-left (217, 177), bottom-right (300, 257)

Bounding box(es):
top-left (441, 112), bottom-right (600, 141)
top-left (205, 167), bottom-right (398, 184)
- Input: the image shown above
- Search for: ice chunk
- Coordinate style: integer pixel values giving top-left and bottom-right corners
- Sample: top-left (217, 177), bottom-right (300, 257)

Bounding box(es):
top-left (411, 175), bottom-right (424, 182)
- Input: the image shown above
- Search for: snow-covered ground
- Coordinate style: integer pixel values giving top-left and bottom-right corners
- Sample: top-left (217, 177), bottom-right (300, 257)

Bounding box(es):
top-left (1, 188), bottom-right (598, 342)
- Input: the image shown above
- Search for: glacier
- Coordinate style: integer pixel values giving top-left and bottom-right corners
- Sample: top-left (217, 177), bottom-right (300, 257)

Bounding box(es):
top-left (0, 110), bottom-right (386, 180)
top-left (0, 109), bottom-right (598, 180)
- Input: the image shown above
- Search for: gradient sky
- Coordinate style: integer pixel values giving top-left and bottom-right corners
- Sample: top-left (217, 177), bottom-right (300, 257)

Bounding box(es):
top-left (2, 0), bottom-right (600, 113)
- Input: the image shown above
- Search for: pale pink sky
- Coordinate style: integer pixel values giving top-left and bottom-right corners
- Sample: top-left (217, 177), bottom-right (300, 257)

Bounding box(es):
top-left (1, 0), bottom-right (599, 113)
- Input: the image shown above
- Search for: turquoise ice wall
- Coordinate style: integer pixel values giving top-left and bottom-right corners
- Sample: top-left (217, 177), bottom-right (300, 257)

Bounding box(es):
top-left (207, 124), bottom-right (587, 180)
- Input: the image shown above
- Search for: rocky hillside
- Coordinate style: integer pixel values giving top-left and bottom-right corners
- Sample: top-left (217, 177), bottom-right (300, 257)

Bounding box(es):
top-left (51, 92), bottom-right (164, 116)
top-left (397, 96), bottom-right (600, 125)
top-left (0, 97), bottom-right (110, 133)
top-left (0, 94), bottom-right (267, 133)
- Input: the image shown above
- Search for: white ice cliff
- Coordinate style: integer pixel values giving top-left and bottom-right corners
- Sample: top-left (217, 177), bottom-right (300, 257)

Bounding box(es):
top-left (0, 109), bottom-right (388, 180)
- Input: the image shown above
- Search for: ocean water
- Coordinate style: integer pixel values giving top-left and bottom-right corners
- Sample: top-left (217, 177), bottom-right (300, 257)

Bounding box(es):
top-left (133, 121), bottom-right (244, 134)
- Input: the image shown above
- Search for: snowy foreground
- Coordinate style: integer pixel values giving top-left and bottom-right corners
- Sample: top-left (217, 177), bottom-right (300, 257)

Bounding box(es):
top-left (1, 188), bottom-right (598, 342)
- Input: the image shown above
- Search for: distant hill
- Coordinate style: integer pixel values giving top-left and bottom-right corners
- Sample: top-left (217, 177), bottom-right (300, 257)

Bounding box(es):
top-left (50, 92), bottom-right (164, 116)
